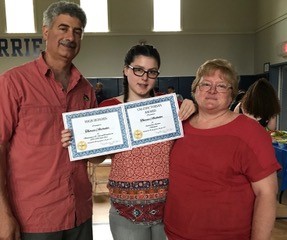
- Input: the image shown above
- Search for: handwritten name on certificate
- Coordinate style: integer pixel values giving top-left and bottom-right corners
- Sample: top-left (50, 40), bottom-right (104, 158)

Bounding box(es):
top-left (62, 93), bottom-right (183, 161)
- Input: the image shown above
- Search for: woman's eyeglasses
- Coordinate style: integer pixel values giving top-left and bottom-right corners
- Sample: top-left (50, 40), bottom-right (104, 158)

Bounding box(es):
top-left (128, 65), bottom-right (160, 79)
top-left (198, 81), bottom-right (232, 93)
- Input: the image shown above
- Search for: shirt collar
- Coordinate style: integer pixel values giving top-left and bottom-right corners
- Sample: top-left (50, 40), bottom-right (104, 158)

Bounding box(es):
top-left (36, 51), bottom-right (83, 83)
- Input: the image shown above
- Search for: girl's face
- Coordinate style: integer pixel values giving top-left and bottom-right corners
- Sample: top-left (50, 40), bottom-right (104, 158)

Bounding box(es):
top-left (124, 55), bottom-right (159, 100)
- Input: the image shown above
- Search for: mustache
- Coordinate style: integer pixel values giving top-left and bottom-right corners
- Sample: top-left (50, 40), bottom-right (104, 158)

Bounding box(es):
top-left (59, 39), bottom-right (77, 49)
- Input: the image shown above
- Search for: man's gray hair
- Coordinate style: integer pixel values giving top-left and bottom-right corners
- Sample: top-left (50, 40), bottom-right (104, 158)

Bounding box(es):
top-left (43, 1), bottom-right (87, 28)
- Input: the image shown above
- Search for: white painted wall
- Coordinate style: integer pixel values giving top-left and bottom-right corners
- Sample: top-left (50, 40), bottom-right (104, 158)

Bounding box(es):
top-left (0, 34), bottom-right (254, 77)
top-left (1, 0), bottom-right (287, 77)
top-left (254, 0), bottom-right (287, 72)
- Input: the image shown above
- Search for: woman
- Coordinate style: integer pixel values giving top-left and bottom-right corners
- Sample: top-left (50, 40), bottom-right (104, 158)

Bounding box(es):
top-left (164, 59), bottom-right (281, 240)
top-left (234, 78), bottom-right (281, 131)
top-left (62, 44), bottom-right (195, 240)
top-left (229, 90), bottom-right (245, 111)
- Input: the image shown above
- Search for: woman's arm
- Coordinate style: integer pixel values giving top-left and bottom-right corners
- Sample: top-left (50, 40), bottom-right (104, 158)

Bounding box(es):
top-left (267, 116), bottom-right (277, 131)
top-left (0, 144), bottom-right (20, 240)
top-left (250, 172), bottom-right (278, 240)
top-left (233, 102), bottom-right (241, 113)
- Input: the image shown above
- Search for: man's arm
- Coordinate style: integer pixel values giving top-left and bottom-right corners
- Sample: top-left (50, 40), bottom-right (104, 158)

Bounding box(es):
top-left (251, 172), bottom-right (278, 240)
top-left (0, 144), bottom-right (20, 240)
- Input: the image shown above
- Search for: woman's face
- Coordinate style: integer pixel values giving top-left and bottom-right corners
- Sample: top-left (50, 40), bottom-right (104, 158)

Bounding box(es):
top-left (124, 55), bottom-right (159, 100)
top-left (194, 69), bottom-right (233, 113)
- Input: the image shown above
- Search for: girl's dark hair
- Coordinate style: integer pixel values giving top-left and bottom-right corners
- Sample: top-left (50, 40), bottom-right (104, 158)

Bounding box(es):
top-left (242, 78), bottom-right (281, 119)
top-left (123, 45), bottom-right (161, 102)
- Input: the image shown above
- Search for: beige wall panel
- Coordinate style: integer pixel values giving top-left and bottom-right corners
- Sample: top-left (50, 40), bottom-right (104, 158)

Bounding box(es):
top-left (75, 34), bottom-right (254, 77)
top-left (254, 18), bottom-right (287, 73)
top-left (108, 0), bottom-right (153, 33)
top-left (0, 33), bottom-right (254, 77)
top-left (182, 0), bottom-right (256, 33)
top-left (256, 0), bottom-right (287, 28)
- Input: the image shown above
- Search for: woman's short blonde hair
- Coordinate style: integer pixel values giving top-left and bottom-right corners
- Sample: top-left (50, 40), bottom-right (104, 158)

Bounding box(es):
top-left (191, 59), bottom-right (238, 100)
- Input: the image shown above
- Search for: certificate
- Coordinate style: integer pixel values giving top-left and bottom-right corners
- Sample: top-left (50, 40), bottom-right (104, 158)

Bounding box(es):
top-left (62, 93), bottom-right (183, 161)
top-left (62, 105), bottom-right (131, 161)
top-left (125, 94), bottom-right (183, 147)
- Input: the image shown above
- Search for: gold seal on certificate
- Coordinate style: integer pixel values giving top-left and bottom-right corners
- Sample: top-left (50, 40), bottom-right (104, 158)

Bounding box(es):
top-left (134, 129), bottom-right (143, 139)
top-left (77, 141), bottom-right (87, 151)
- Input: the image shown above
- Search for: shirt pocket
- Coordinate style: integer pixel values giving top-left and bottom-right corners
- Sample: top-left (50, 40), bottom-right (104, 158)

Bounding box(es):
top-left (21, 106), bottom-right (63, 146)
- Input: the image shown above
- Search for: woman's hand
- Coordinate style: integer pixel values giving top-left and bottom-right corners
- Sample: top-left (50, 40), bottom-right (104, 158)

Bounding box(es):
top-left (0, 210), bottom-right (20, 240)
top-left (178, 99), bottom-right (196, 121)
top-left (61, 129), bottom-right (72, 148)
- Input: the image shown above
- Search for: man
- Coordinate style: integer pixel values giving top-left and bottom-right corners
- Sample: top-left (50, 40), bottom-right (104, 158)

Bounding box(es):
top-left (94, 82), bottom-right (107, 105)
top-left (0, 2), bottom-right (95, 239)
top-left (167, 86), bottom-right (183, 101)
top-left (153, 86), bottom-right (165, 96)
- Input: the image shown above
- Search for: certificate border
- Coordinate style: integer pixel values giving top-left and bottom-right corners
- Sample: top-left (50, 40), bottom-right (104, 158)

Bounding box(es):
top-left (124, 94), bottom-right (183, 147)
top-left (63, 106), bottom-right (130, 160)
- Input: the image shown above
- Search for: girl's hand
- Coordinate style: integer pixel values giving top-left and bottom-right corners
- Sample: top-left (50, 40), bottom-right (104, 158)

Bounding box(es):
top-left (178, 99), bottom-right (196, 121)
top-left (61, 129), bottom-right (72, 148)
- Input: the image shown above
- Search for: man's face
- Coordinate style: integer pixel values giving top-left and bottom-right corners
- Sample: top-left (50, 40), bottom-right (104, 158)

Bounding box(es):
top-left (95, 84), bottom-right (102, 93)
top-left (42, 14), bottom-right (84, 62)
top-left (167, 88), bottom-right (175, 94)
